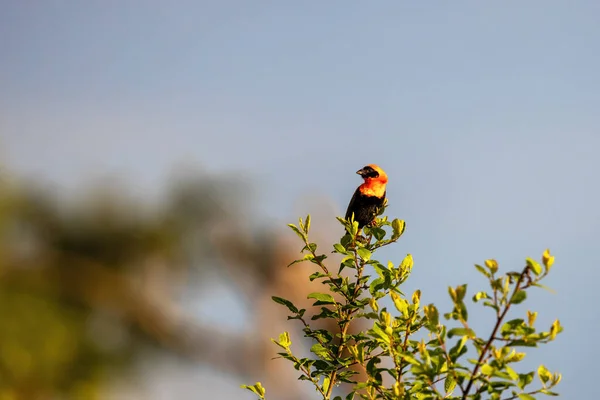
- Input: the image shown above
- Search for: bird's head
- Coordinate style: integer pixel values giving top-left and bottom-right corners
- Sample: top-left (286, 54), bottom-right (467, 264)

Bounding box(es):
top-left (356, 164), bottom-right (388, 184)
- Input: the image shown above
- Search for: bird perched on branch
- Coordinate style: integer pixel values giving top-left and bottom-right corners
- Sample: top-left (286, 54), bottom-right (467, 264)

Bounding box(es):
top-left (344, 164), bottom-right (388, 230)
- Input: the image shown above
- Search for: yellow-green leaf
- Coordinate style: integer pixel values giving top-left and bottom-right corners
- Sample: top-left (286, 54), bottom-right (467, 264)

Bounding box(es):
top-left (526, 257), bottom-right (542, 275)
top-left (511, 290), bottom-right (527, 304)
top-left (481, 364), bottom-right (494, 376)
top-left (391, 292), bottom-right (408, 317)
top-left (485, 259), bottom-right (499, 273)
top-left (307, 292), bottom-right (335, 304)
top-left (445, 374), bottom-right (457, 394)
top-left (527, 310), bottom-right (538, 327)
top-left (538, 364), bottom-right (552, 384)
top-left (518, 394), bottom-right (535, 400)
top-left (542, 248), bottom-right (555, 270)
top-left (399, 253), bottom-right (413, 274)
top-left (357, 248), bottom-right (371, 261)
top-left (391, 219), bottom-right (406, 239)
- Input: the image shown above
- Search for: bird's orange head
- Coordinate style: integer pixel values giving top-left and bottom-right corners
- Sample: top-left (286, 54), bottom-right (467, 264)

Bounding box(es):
top-left (356, 164), bottom-right (388, 197)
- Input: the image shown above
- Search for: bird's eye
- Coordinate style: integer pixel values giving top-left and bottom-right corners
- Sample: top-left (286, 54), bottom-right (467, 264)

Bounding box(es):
top-left (363, 167), bottom-right (379, 178)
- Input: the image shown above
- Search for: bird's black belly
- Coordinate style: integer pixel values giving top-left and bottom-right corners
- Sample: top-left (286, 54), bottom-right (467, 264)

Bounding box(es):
top-left (347, 193), bottom-right (386, 228)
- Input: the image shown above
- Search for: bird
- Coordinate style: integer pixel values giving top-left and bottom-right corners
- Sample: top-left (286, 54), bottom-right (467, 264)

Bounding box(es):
top-left (344, 164), bottom-right (388, 230)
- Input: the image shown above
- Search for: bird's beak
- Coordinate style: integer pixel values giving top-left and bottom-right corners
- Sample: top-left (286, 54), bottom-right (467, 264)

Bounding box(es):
top-left (356, 168), bottom-right (367, 176)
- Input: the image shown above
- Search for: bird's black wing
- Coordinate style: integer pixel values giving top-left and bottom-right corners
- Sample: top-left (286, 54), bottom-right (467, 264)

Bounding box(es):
top-left (344, 187), bottom-right (362, 221)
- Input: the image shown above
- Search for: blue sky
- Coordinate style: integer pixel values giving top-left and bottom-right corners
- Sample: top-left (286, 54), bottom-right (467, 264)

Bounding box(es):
top-left (1, 1), bottom-right (599, 398)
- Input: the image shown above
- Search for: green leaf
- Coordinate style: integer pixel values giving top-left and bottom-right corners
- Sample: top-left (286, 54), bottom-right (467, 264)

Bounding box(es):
top-left (371, 227), bottom-right (386, 241)
top-left (271, 332), bottom-right (292, 350)
top-left (303, 253), bottom-right (315, 261)
top-left (373, 262), bottom-right (389, 279)
top-left (475, 264), bottom-right (490, 277)
top-left (357, 248), bottom-right (372, 261)
top-left (448, 336), bottom-right (468, 362)
top-left (482, 300), bottom-right (500, 313)
top-left (511, 290), bottom-right (527, 304)
top-left (366, 356), bottom-right (383, 382)
top-left (501, 318), bottom-right (525, 336)
top-left (455, 284), bottom-right (467, 301)
top-left (323, 376), bottom-right (331, 395)
top-left (369, 277), bottom-right (385, 297)
top-left (369, 298), bottom-right (379, 312)
top-left (351, 220), bottom-right (359, 236)
top-left (307, 292), bottom-right (336, 304)
top-left (526, 257), bottom-right (542, 275)
top-left (531, 282), bottom-right (556, 294)
top-left (506, 366), bottom-right (519, 381)
top-left (311, 307), bottom-right (338, 320)
top-left (278, 332), bottom-right (291, 348)
top-left (399, 352), bottom-right (420, 365)
top-left (423, 304), bottom-right (439, 328)
top-left (340, 233), bottom-right (353, 249)
top-left (309, 329), bottom-right (333, 344)
top-left (398, 253), bottom-right (413, 279)
top-left (538, 364), bottom-right (552, 384)
top-left (507, 339), bottom-right (537, 347)
top-left (552, 372), bottom-right (562, 386)
top-left (518, 372), bottom-right (534, 389)
top-left (302, 242), bottom-right (318, 253)
top-left (518, 394), bottom-right (535, 400)
top-left (333, 243), bottom-right (347, 253)
top-left (447, 327), bottom-right (475, 338)
top-left (503, 276), bottom-right (511, 296)
top-left (448, 286), bottom-right (457, 302)
top-left (271, 296), bottom-right (299, 313)
top-left (506, 351), bottom-right (526, 363)
top-left (391, 219), bottom-right (406, 239)
top-left (370, 323), bottom-right (391, 345)
top-left (310, 343), bottom-right (333, 361)
top-left (340, 255), bottom-right (356, 272)
top-left (444, 374), bottom-right (457, 394)
top-left (485, 259), bottom-right (499, 273)
top-left (489, 380), bottom-right (515, 390)
top-left (309, 271), bottom-right (328, 281)
top-left (287, 223), bottom-right (305, 240)
top-left (393, 382), bottom-right (403, 398)
top-left (473, 291), bottom-right (490, 302)
top-left (288, 253), bottom-right (316, 267)
top-left (480, 364), bottom-right (494, 376)
top-left (356, 343), bottom-right (365, 364)
top-left (542, 248), bottom-right (555, 271)
top-left (540, 389), bottom-right (559, 396)
top-left (549, 319), bottom-right (562, 340)
top-left (412, 289), bottom-right (421, 307)
top-left (458, 302), bottom-right (469, 322)
top-left (304, 214), bottom-right (311, 234)
top-left (241, 382), bottom-right (266, 398)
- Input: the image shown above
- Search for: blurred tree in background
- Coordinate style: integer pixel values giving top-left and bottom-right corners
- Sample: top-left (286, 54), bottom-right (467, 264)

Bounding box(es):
top-left (0, 162), bottom-right (332, 400)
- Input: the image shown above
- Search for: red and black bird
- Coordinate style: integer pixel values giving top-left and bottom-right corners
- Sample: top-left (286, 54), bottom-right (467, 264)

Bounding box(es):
top-left (345, 164), bottom-right (388, 229)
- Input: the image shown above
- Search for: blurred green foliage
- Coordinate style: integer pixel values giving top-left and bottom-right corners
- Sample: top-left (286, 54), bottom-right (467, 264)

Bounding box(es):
top-left (0, 168), bottom-right (247, 399)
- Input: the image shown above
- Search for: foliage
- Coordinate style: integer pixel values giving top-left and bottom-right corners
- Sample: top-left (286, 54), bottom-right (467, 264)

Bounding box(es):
top-left (243, 208), bottom-right (562, 400)
top-left (0, 171), bottom-right (250, 399)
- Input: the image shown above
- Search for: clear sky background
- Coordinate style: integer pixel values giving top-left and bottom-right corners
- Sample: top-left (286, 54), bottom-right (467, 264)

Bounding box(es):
top-left (1, 1), bottom-right (599, 399)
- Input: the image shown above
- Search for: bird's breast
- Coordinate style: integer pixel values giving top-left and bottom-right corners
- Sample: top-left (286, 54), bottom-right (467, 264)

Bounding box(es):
top-left (359, 182), bottom-right (386, 197)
